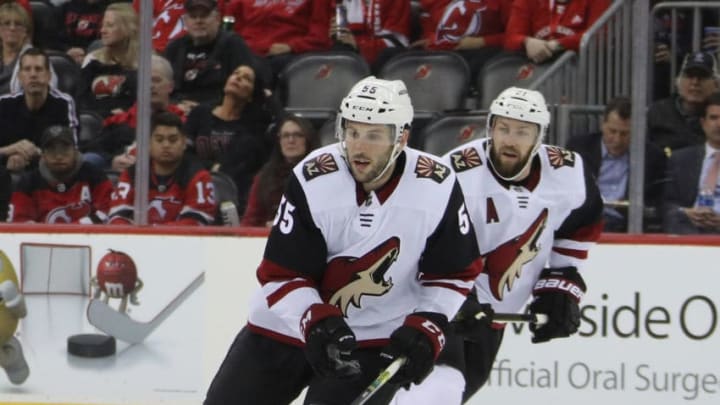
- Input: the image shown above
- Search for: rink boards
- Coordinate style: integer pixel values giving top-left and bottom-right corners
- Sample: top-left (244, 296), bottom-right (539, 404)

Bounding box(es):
top-left (0, 225), bottom-right (717, 405)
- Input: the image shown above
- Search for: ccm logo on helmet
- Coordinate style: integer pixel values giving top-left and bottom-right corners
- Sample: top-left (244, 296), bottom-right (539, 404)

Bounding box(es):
top-left (352, 105), bottom-right (374, 111)
top-left (534, 278), bottom-right (584, 301)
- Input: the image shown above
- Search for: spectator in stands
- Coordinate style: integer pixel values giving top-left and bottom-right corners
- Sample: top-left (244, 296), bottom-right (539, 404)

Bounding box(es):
top-left (0, 1), bottom-right (30, 15)
top-left (227, 0), bottom-right (333, 86)
top-left (0, 48), bottom-right (78, 173)
top-left (79, 2), bottom-right (138, 118)
top-left (241, 114), bottom-right (318, 227)
top-left (648, 51), bottom-right (719, 155)
top-left (663, 92), bottom-right (720, 234)
top-left (164, 0), bottom-right (255, 112)
top-left (108, 111), bottom-right (217, 225)
top-left (8, 125), bottom-right (112, 224)
top-left (0, 164), bottom-right (9, 221)
top-left (85, 54), bottom-right (184, 171)
top-left (566, 96), bottom-right (667, 232)
top-left (183, 63), bottom-right (278, 213)
top-left (329, 0), bottom-right (410, 72)
top-left (504, 0), bottom-right (611, 64)
top-left (59, 0), bottom-right (108, 65)
top-left (413, 0), bottom-right (513, 79)
top-left (0, 2), bottom-right (33, 94)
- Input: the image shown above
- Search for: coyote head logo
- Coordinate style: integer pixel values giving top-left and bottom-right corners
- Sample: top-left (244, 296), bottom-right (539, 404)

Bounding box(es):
top-left (323, 237), bottom-right (399, 316)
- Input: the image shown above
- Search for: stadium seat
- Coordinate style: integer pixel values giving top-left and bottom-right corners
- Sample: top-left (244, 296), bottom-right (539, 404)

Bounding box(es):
top-left (378, 50), bottom-right (471, 116)
top-left (78, 110), bottom-right (104, 147)
top-left (47, 51), bottom-right (81, 97)
top-left (276, 51), bottom-right (371, 125)
top-left (30, 1), bottom-right (60, 50)
top-left (417, 112), bottom-right (488, 156)
top-left (476, 51), bottom-right (553, 109)
top-left (211, 171), bottom-right (240, 226)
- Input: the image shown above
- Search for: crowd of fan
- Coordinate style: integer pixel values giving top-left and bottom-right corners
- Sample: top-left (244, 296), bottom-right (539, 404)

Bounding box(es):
top-left (0, 0), bottom-right (718, 235)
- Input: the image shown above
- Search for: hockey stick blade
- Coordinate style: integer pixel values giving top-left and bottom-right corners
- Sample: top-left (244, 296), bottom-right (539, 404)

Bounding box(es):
top-left (87, 272), bottom-right (205, 344)
top-left (475, 311), bottom-right (549, 325)
top-left (349, 357), bottom-right (406, 405)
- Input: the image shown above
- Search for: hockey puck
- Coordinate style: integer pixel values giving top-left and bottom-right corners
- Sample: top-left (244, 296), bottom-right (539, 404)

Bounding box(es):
top-left (67, 333), bottom-right (116, 357)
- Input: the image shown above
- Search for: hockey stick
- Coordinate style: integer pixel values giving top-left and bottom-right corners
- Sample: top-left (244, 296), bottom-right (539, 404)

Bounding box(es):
top-left (87, 272), bottom-right (205, 344)
top-left (475, 311), bottom-right (549, 325)
top-left (349, 357), bottom-right (406, 405)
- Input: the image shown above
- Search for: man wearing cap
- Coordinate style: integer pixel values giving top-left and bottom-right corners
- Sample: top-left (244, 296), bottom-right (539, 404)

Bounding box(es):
top-left (0, 48), bottom-right (78, 173)
top-left (164, 0), bottom-right (256, 110)
top-left (8, 125), bottom-right (112, 224)
top-left (648, 51), bottom-right (720, 155)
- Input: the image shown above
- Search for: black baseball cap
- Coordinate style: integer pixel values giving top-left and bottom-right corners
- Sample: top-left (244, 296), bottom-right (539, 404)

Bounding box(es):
top-left (40, 125), bottom-right (75, 149)
top-left (681, 51), bottom-right (717, 78)
top-left (185, 0), bottom-right (217, 11)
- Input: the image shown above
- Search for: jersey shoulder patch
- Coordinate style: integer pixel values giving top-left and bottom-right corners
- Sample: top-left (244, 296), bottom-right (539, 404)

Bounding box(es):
top-left (414, 155), bottom-right (450, 183)
top-left (303, 153), bottom-right (339, 181)
top-left (545, 146), bottom-right (575, 169)
top-left (448, 147), bottom-right (483, 172)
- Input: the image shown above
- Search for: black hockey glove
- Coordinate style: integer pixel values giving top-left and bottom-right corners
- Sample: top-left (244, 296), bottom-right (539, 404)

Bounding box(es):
top-left (451, 293), bottom-right (495, 342)
top-left (528, 266), bottom-right (586, 344)
top-left (380, 312), bottom-right (448, 387)
top-left (301, 303), bottom-right (361, 378)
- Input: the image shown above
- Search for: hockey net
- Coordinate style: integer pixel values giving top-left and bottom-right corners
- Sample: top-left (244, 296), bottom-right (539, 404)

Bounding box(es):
top-left (20, 243), bottom-right (91, 296)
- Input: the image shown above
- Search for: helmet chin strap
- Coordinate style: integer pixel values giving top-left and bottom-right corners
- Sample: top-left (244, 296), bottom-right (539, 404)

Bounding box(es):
top-left (367, 142), bottom-right (403, 185)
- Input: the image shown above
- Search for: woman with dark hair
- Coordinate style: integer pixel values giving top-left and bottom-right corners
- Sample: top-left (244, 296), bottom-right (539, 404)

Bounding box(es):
top-left (241, 115), bottom-right (319, 227)
top-left (183, 63), bottom-right (279, 213)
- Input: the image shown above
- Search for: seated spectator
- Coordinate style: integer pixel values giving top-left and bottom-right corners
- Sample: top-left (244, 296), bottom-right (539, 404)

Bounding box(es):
top-left (59, 0), bottom-right (108, 65)
top-left (413, 0), bottom-right (513, 79)
top-left (85, 54), bottom-right (184, 171)
top-left (330, 0), bottom-right (409, 72)
top-left (0, 163), bottom-right (9, 221)
top-left (228, 0), bottom-right (332, 86)
top-left (0, 2), bottom-right (33, 94)
top-left (0, 48), bottom-right (78, 174)
top-left (8, 125), bottom-right (112, 224)
top-left (503, 0), bottom-right (610, 64)
top-left (183, 63), bottom-right (278, 212)
top-left (108, 111), bottom-right (217, 225)
top-left (79, 3), bottom-right (138, 118)
top-left (241, 114), bottom-right (318, 227)
top-left (648, 51), bottom-right (719, 155)
top-left (164, 0), bottom-right (255, 111)
top-left (663, 92), bottom-right (720, 234)
top-left (566, 96), bottom-right (667, 232)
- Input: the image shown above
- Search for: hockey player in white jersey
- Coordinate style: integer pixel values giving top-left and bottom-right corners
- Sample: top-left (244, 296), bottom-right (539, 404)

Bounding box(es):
top-left (392, 87), bottom-right (604, 404)
top-left (205, 76), bottom-right (483, 405)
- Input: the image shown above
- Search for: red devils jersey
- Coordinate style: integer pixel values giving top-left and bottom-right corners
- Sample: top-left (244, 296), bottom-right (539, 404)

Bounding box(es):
top-left (9, 162), bottom-right (113, 224)
top-left (108, 155), bottom-right (217, 226)
top-left (504, 0), bottom-right (610, 51)
top-left (444, 139), bottom-right (603, 314)
top-left (247, 145), bottom-right (482, 346)
top-left (228, 0), bottom-right (332, 55)
top-left (420, 0), bottom-right (512, 50)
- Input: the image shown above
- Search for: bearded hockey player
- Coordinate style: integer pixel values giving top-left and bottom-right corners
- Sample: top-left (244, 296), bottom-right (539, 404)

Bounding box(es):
top-left (0, 250), bottom-right (29, 385)
top-left (393, 87), bottom-right (604, 404)
top-left (204, 76), bottom-right (483, 405)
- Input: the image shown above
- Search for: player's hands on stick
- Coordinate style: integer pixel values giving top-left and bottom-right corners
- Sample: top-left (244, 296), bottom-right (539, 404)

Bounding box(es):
top-left (528, 266), bottom-right (586, 343)
top-left (451, 293), bottom-right (494, 342)
top-left (301, 303), bottom-right (361, 378)
top-left (380, 312), bottom-right (447, 387)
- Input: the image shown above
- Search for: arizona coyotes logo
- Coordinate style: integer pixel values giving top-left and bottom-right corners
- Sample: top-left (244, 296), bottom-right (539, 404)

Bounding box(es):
top-left (315, 63), bottom-right (333, 79)
top-left (303, 153), bottom-right (338, 180)
top-left (436, 1), bottom-right (487, 43)
top-left (91, 75), bottom-right (127, 98)
top-left (324, 237), bottom-right (399, 316)
top-left (415, 156), bottom-right (450, 183)
top-left (449, 147), bottom-right (482, 172)
top-left (546, 146), bottom-right (575, 169)
top-left (46, 202), bottom-right (92, 223)
top-left (484, 209), bottom-right (548, 300)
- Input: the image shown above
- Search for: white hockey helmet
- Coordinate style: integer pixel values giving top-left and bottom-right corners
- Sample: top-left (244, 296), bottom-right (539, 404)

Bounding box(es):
top-left (486, 87), bottom-right (550, 180)
top-left (337, 76), bottom-right (414, 180)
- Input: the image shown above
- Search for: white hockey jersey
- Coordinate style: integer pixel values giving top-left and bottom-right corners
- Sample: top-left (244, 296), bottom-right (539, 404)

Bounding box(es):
top-left (247, 145), bottom-right (482, 346)
top-left (444, 139), bottom-right (603, 314)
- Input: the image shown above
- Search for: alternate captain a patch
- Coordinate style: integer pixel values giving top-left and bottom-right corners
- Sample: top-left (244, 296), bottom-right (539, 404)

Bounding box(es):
top-left (415, 155), bottom-right (450, 183)
top-left (546, 146), bottom-right (575, 169)
top-left (449, 147), bottom-right (482, 172)
top-left (303, 153), bottom-right (339, 180)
